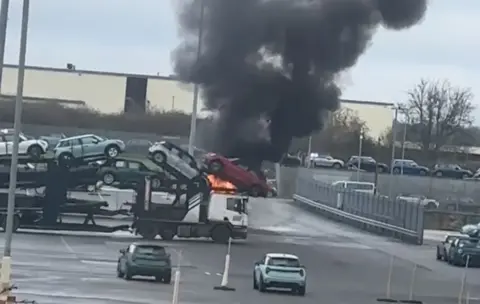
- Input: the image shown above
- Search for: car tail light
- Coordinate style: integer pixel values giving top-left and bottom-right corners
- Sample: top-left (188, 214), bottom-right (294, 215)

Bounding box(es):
top-left (265, 267), bottom-right (271, 274)
top-left (299, 269), bottom-right (305, 276)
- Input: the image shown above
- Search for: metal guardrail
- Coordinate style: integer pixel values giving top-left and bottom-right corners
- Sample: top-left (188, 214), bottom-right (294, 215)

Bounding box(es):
top-left (293, 168), bottom-right (424, 245)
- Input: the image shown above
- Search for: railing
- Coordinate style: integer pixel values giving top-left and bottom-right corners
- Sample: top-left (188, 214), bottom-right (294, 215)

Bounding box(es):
top-left (293, 168), bottom-right (424, 245)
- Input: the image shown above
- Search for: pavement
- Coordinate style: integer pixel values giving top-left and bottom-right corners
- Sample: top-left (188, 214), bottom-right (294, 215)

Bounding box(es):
top-left (0, 198), bottom-right (479, 303)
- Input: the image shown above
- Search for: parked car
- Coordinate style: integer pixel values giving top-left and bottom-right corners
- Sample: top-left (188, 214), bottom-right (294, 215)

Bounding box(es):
top-left (117, 242), bottom-right (172, 283)
top-left (396, 194), bottom-right (439, 209)
top-left (432, 164), bottom-right (473, 179)
top-left (204, 153), bottom-right (271, 197)
top-left (309, 153), bottom-right (344, 169)
top-left (346, 156), bottom-right (388, 173)
top-left (148, 141), bottom-right (201, 180)
top-left (54, 134), bottom-right (125, 164)
top-left (391, 159), bottom-right (429, 176)
top-left (0, 129), bottom-right (48, 159)
top-left (39, 133), bottom-right (66, 149)
top-left (436, 234), bottom-right (463, 261)
top-left (97, 157), bottom-right (171, 190)
top-left (253, 253), bottom-right (306, 295)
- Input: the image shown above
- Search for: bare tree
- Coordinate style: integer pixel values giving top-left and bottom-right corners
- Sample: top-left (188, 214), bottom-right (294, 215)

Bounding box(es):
top-left (403, 79), bottom-right (475, 154)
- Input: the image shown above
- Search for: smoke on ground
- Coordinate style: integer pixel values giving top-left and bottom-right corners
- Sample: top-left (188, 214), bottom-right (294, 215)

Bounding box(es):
top-left (172, 0), bottom-right (428, 163)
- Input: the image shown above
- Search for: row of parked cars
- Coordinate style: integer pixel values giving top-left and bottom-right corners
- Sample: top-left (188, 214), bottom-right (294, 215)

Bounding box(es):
top-left (0, 129), bottom-right (276, 197)
top-left (308, 153), bottom-right (480, 180)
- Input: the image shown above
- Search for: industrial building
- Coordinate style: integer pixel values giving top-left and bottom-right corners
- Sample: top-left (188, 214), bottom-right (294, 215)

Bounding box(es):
top-left (0, 64), bottom-right (394, 139)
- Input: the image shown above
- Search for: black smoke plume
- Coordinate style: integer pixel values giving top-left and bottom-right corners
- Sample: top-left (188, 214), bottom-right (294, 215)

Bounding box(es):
top-left (173, 0), bottom-right (428, 163)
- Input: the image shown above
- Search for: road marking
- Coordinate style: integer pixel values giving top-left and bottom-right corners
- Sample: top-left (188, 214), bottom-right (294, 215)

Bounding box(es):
top-left (60, 236), bottom-right (75, 255)
top-left (216, 273), bottom-right (222, 276)
top-left (204, 272), bottom-right (211, 275)
top-left (81, 260), bottom-right (117, 266)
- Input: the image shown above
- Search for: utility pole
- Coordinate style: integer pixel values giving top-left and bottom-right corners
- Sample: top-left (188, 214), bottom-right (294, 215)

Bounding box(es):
top-left (0, 0), bottom-right (10, 93)
top-left (187, 0), bottom-right (205, 155)
top-left (387, 107), bottom-right (398, 198)
top-left (0, 0), bottom-right (29, 300)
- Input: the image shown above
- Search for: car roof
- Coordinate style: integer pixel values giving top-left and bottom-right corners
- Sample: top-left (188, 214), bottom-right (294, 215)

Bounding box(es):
top-left (266, 253), bottom-right (298, 259)
top-left (132, 241), bottom-right (165, 247)
top-left (60, 134), bottom-right (96, 141)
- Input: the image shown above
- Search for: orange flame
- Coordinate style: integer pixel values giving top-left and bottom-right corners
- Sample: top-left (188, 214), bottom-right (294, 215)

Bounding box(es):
top-left (207, 175), bottom-right (236, 191)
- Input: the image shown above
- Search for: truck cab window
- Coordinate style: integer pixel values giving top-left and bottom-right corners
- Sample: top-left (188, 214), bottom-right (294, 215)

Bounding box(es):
top-left (226, 197), bottom-right (246, 213)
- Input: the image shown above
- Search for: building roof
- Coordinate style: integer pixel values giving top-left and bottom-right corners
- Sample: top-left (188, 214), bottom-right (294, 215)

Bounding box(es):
top-left (341, 99), bottom-right (395, 107)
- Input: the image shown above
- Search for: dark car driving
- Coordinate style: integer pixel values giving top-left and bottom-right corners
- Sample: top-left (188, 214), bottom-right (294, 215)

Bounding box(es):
top-left (447, 237), bottom-right (480, 267)
top-left (117, 242), bottom-right (172, 283)
top-left (391, 159), bottom-right (429, 176)
top-left (433, 164), bottom-right (473, 179)
top-left (346, 156), bottom-right (388, 173)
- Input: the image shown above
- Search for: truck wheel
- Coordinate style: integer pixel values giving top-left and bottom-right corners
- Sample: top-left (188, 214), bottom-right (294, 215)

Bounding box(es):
top-left (137, 224), bottom-right (158, 240)
top-left (102, 172), bottom-right (116, 185)
top-left (159, 229), bottom-right (175, 241)
top-left (2, 214), bottom-right (20, 233)
top-left (211, 225), bottom-right (231, 244)
top-left (163, 273), bottom-right (172, 284)
top-left (58, 152), bottom-right (74, 167)
top-left (27, 145), bottom-right (43, 159)
top-left (151, 177), bottom-right (162, 190)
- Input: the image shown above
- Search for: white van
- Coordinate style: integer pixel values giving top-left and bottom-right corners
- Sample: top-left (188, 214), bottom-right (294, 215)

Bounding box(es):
top-left (331, 181), bottom-right (375, 194)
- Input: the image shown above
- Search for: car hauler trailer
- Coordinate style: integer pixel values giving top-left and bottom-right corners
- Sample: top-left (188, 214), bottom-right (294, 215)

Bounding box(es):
top-left (131, 176), bottom-right (248, 243)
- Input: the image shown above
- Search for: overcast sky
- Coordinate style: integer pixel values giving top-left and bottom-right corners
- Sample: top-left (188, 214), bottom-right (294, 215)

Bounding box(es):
top-left (3, 0), bottom-right (480, 119)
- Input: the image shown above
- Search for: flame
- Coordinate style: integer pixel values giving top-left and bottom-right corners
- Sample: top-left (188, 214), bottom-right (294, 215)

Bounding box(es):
top-left (207, 175), bottom-right (236, 191)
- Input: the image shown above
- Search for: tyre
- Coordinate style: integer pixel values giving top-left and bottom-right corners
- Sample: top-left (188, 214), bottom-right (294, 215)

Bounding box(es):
top-left (2, 214), bottom-right (20, 233)
top-left (462, 173), bottom-right (470, 179)
top-left (253, 273), bottom-right (258, 289)
top-left (159, 229), bottom-right (175, 241)
top-left (105, 144), bottom-right (120, 159)
top-left (419, 170), bottom-right (427, 176)
top-left (152, 151), bottom-right (167, 163)
top-left (151, 177), bottom-right (162, 190)
top-left (125, 267), bottom-right (133, 280)
top-left (297, 286), bottom-right (306, 296)
top-left (436, 248), bottom-right (441, 260)
top-left (435, 171), bottom-right (443, 177)
top-left (211, 225), bottom-right (231, 244)
top-left (258, 275), bottom-right (266, 292)
top-left (332, 163), bottom-right (342, 169)
top-left (393, 168), bottom-right (400, 174)
top-left (137, 224), bottom-right (158, 240)
top-left (208, 160), bottom-right (223, 173)
top-left (102, 172), bottom-right (116, 185)
top-left (378, 166), bottom-right (385, 173)
top-left (58, 152), bottom-right (74, 167)
top-left (27, 145), bottom-right (43, 159)
top-left (163, 273), bottom-right (172, 284)
top-left (116, 264), bottom-right (124, 278)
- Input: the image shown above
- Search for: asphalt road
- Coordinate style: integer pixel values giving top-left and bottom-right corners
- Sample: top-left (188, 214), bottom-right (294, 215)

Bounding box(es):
top-left (0, 198), bottom-right (479, 303)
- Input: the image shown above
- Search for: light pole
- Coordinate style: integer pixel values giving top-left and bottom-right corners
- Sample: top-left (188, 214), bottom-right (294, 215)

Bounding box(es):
top-left (356, 131), bottom-right (364, 181)
top-left (187, 0), bottom-right (206, 155)
top-left (307, 136), bottom-right (312, 168)
top-left (387, 107), bottom-right (398, 198)
top-left (0, 0), bottom-right (10, 92)
top-left (0, 0), bottom-right (29, 297)
top-left (400, 110), bottom-right (409, 175)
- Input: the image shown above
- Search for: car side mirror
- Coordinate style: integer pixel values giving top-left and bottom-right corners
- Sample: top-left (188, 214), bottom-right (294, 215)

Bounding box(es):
top-left (300, 265), bottom-right (306, 269)
top-left (254, 261), bottom-right (261, 266)
top-left (119, 249), bottom-right (126, 254)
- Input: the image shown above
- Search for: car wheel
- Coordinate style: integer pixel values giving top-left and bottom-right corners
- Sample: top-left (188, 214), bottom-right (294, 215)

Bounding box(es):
top-left (208, 160), bottom-right (223, 173)
top-left (1, 214), bottom-right (20, 233)
top-left (332, 163), bottom-right (342, 169)
top-left (137, 224), bottom-right (158, 240)
top-left (436, 248), bottom-right (441, 260)
top-left (378, 166), bottom-right (385, 173)
top-left (152, 151), bottom-right (167, 163)
top-left (105, 145), bottom-right (120, 159)
top-left (27, 145), bottom-right (43, 159)
top-left (151, 177), bottom-right (162, 190)
top-left (58, 152), bottom-right (74, 167)
top-left (419, 170), bottom-right (427, 176)
top-left (102, 172), bottom-right (115, 185)
top-left (211, 225), bottom-right (231, 244)
top-left (163, 273), bottom-right (172, 284)
top-left (116, 264), bottom-right (124, 278)
top-left (393, 168), bottom-right (400, 174)
top-left (125, 267), bottom-right (133, 280)
top-left (435, 171), bottom-right (443, 177)
top-left (462, 173), bottom-right (469, 179)
top-left (258, 275), bottom-right (266, 292)
top-left (159, 229), bottom-right (175, 241)
top-left (297, 286), bottom-right (306, 296)
top-left (253, 272), bottom-right (258, 289)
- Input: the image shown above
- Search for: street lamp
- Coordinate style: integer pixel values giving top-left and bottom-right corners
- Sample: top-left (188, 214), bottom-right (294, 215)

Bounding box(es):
top-left (356, 131), bottom-right (364, 181)
top-left (400, 109), bottom-right (410, 175)
top-left (387, 106), bottom-right (399, 198)
top-left (187, 0), bottom-right (206, 155)
top-left (0, 0), bottom-right (10, 93)
top-left (0, 0), bottom-right (29, 299)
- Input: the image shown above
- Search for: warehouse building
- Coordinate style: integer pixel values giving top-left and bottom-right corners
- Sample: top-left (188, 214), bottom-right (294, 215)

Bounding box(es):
top-left (0, 64), bottom-right (393, 139)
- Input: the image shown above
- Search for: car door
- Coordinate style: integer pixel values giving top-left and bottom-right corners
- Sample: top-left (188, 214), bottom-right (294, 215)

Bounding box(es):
top-left (80, 136), bottom-right (103, 157)
top-left (68, 138), bottom-right (84, 158)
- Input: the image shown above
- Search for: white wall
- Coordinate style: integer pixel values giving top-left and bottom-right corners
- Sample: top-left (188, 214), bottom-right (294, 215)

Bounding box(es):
top-left (1, 66), bottom-right (126, 114)
top-left (342, 101), bottom-right (393, 140)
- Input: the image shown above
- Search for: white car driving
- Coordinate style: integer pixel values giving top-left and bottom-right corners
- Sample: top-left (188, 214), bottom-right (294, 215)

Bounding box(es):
top-left (396, 194), bottom-right (439, 209)
top-left (0, 129), bottom-right (48, 158)
top-left (309, 153), bottom-right (344, 169)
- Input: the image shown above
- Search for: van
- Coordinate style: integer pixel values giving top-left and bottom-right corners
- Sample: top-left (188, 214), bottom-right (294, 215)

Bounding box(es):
top-left (331, 181), bottom-right (375, 194)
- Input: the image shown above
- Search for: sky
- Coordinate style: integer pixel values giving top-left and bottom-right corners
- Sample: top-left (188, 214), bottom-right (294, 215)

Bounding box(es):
top-left (2, 0), bottom-right (480, 119)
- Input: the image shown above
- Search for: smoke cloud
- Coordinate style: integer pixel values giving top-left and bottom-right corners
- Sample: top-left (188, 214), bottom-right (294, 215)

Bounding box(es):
top-left (173, 0), bottom-right (428, 163)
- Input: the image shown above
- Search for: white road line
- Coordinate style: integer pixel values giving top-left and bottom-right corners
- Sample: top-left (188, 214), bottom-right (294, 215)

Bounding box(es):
top-left (204, 272), bottom-right (211, 275)
top-left (216, 273), bottom-right (222, 276)
top-left (81, 260), bottom-right (117, 266)
top-left (60, 236), bottom-right (75, 255)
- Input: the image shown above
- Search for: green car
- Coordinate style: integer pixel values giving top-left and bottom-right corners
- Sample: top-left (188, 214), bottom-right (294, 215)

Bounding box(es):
top-left (117, 242), bottom-right (172, 283)
top-left (97, 157), bottom-right (169, 190)
top-left (253, 253), bottom-right (306, 296)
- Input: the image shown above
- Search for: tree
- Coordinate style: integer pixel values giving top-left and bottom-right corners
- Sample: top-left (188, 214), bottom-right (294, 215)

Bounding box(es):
top-left (403, 79), bottom-right (475, 154)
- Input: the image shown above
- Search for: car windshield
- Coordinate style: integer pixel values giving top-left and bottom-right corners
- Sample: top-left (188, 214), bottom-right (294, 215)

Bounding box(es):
top-left (267, 257), bottom-right (300, 267)
top-left (458, 239), bottom-right (480, 247)
top-left (94, 135), bottom-right (105, 141)
top-left (134, 245), bottom-right (166, 257)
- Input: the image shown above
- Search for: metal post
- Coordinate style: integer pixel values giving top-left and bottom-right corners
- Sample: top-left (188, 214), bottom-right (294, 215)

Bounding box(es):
top-left (0, 0), bottom-right (29, 296)
top-left (458, 255), bottom-right (470, 304)
top-left (356, 132), bottom-right (363, 181)
top-left (388, 108), bottom-right (398, 198)
top-left (400, 120), bottom-right (407, 175)
top-left (0, 0), bottom-right (10, 93)
top-left (187, 0), bottom-right (206, 155)
top-left (307, 136), bottom-right (312, 168)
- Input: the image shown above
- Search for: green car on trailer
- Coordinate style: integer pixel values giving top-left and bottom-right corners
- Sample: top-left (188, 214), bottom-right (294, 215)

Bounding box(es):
top-left (97, 156), bottom-right (171, 189)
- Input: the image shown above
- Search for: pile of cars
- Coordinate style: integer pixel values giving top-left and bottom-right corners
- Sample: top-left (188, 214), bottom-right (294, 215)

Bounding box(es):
top-left (436, 224), bottom-right (480, 267)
